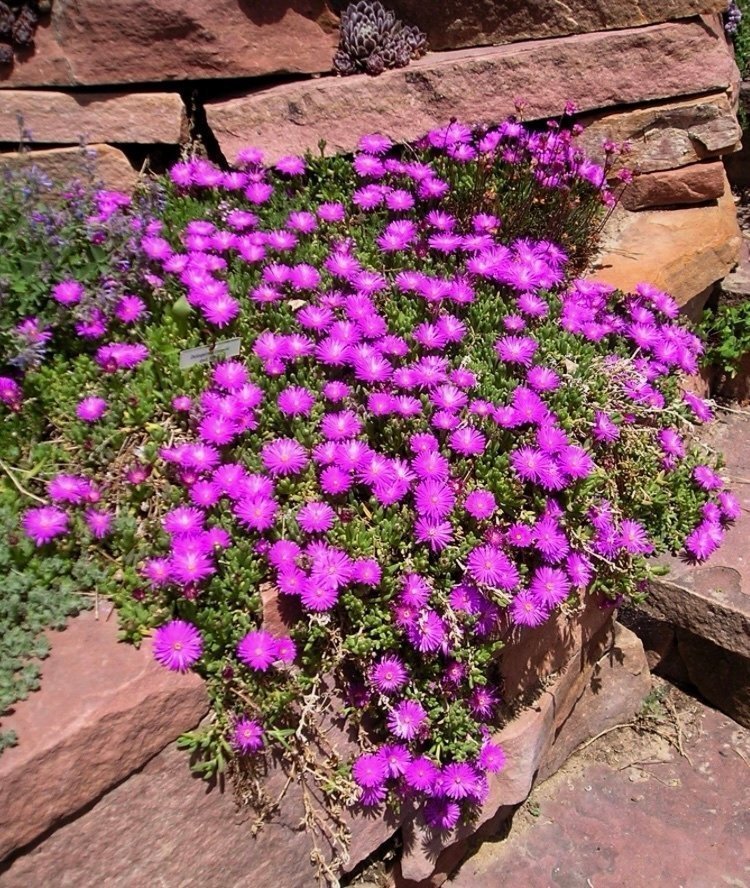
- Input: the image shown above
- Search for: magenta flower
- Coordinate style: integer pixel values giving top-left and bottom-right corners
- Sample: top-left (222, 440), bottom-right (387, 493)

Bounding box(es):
top-left (414, 480), bottom-right (455, 520)
top-left (352, 753), bottom-right (388, 789)
top-left (96, 342), bottom-right (149, 372)
top-left (321, 410), bottom-right (362, 440)
top-left (510, 590), bottom-right (548, 627)
top-left (163, 506), bottom-right (205, 536)
top-left (170, 543), bottom-right (215, 585)
top-left (274, 636), bottom-right (297, 664)
top-left (232, 717), bottom-right (264, 753)
top-left (466, 545), bottom-right (519, 589)
top-left (495, 335), bottom-right (538, 366)
top-left (387, 699), bottom-right (427, 740)
top-left (414, 517), bottom-right (454, 551)
top-left (22, 506), bottom-right (69, 546)
top-left (529, 566), bottom-right (571, 608)
top-left (277, 386), bottom-right (315, 416)
top-left (440, 762), bottom-right (479, 800)
top-left (406, 756), bottom-right (440, 792)
top-left (478, 742), bottom-right (506, 774)
top-left (464, 489), bottom-right (496, 520)
top-left (85, 508), bottom-right (112, 539)
top-left (48, 474), bottom-right (90, 504)
top-left (52, 279), bottom-right (84, 306)
top-left (352, 558), bottom-right (381, 586)
top-left (449, 426), bottom-right (487, 456)
top-left (618, 519), bottom-right (653, 555)
top-left (261, 438), bottom-right (308, 476)
top-left (370, 655), bottom-right (409, 693)
top-left (152, 620), bottom-right (203, 671)
top-left (76, 396), bottom-right (107, 422)
top-left (237, 629), bottom-right (277, 671)
top-left (234, 496), bottom-right (278, 532)
top-left (424, 798), bottom-right (461, 831)
top-left (297, 502), bottom-right (335, 534)
top-left (300, 577), bottom-right (339, 611)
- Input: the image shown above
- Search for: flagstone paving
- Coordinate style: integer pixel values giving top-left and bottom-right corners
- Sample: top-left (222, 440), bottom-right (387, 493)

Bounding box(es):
top-left (447, 679), bottom-right (750, 888)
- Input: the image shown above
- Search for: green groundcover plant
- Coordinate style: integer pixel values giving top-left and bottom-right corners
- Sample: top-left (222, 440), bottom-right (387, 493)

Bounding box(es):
top-left (0, 115), bottom-right (737, 872)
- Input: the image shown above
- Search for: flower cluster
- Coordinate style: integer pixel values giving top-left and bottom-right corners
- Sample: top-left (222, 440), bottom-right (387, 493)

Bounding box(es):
top-left (6, 115), bottom-right (735, 838)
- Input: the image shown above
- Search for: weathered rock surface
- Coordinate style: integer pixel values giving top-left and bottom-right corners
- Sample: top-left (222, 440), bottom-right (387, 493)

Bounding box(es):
top-left (206, 17), bottom-right (736, 163)
top-left (592, 177), bottom-right (741, 309)
top-left (398, 624), bottom-right (650, 883)
top-left (643, 413), bottom-right (750, 661)
top-left (499, 593), bottom-right (612, 699)
top-left (0, 689), bottom-right (401, 888)
top-left (0, 1), bottom-right (340, 88)
top-left (0, 609), bottom-right (208, 862)
top-left (447, 687), bottom-right (750, 888)
top-left (578, 92), bottom-right (742, 173)
top-left (620, 161), bottom-right (726, 210)
top-left (386, 0), bottom-right (726, 51)
top-left (0, 90), bottom-right (186, 144)
top-left (0, 144), bottom-right (138, 192)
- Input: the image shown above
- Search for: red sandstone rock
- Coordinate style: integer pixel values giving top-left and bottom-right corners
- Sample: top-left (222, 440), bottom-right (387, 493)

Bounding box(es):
top-left (0, 697), bottom-right (400, 887)
top-left (578, 92), bottom-right (742, 173)
top-left (643, 414), bottom-right (750, 660)
top-left (447, 691), bottom-right (750, 888)
top-left (398, 624), bottom-right (650, 883)
top-left (620, 161), bottom-right (726, 210)
top-left (0, 90), bottom-right (186, 144)
top-left (499, 593), bottom-right (611, 699)
top-left (205, 17), bottom-right (736, 164)
top-left (0, 1), bottom-right (340, 88)
top-left (386, 0), bottom-right (726, 51)
top-left (0, 609), bottom-right (208, 861)
top-left (0, 144), bottom-right (138, 192)
top-left (592, 177), bottom-right (741, 308)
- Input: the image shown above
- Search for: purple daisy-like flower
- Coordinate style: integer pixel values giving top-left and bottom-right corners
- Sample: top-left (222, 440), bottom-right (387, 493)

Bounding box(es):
top-left (76, 396), bottom-right (108, 422)
top-left (22, 506), bottom-right (69, 546)
top-left (529, 566), bottom-right (571, 608)
top-left (277, 386), bottom-right (315, 417)
top-left (592, 410), bottom-right (620, 444)
top-left (370, 655), bottom-right (409, 693)
top-left (440, 762), bottom-right (479, 800)
top-left (387, 699), bottom-right (427, 741)
top-left (466, 545), bottom-right (519, 589)
top-left (693, 465), bottom-right (723, 492)
top-left (232, 717), bottom-right (264, 753)
top-left (510, 590), bottom-right (548, 627)
top-left (379, 743), bottom-right (412, 778)
top-left (300, 577), bottom-right (339, 611)
top-left (464, 489), bottom-right (497, 520)
top-left (321, 410), bottom-right (362, 440)
top-left (449, 426), bottom-right (487, 456)
top-left (274, 636), bottom-right (297, 664)
top-left (85, 508), bottom-right (112, 539)
top-left (234, 496), bottom-right (278, 532)
top-left (405, 756), bottom-right (440, 793)
top-left (297, 501), bottom-right (335, 534)
top-left (261, 438), bottom-right (308, 476)
top-left (424, 798), bottom-right (461, 831)
top-left (52, 279), bottom-right (84, 306)
top-left (414, 480), bottom-right (455, 520)
top-left (414, 517), bottom-right (454, 551)
top-left (152, 620), bottom-right (203, 672)
top-left (353, 753), bottom-right (388, 789)
top-left (163, 506), bottom-right (205, 537)
top-left (352, 558), bottom-right (382, 586)
top-left (618, 519), bottom-right (653, 555)
top-left (237, 629), bottom-right (277, 671)
top-left (478, 742), bottom-right (506, 774)
top-left (48, 474), bottom-right (90, 504)
top-left (495, 335), bottom-right (538, 367)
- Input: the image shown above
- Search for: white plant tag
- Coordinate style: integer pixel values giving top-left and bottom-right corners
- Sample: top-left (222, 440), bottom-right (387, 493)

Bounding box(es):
top-left (179, 337), bottom-right (242, 369)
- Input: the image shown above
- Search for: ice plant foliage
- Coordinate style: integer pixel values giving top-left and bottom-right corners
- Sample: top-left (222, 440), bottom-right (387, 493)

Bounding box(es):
top-left (2, 116), bottom-right (736, 845)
